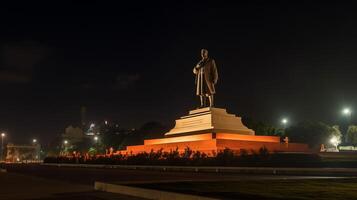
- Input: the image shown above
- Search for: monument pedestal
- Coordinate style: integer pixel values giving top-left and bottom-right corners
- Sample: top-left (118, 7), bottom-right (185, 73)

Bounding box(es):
top-left (165, 107), bottom-right (254, 137)
top-left (118, 108), bottom-right (309, 156)
top-left (122, 133), bottom-right (309, 156)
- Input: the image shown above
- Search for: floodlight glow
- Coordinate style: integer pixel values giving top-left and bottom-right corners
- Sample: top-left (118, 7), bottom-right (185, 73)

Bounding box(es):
top-left (342, 108), bottom-right (351, 115)
top-left (1, 133), bottom-right (5, 137)
top-left (281, 118), bottom-right (288, 124)
top-left (94, 136), bottom-right (98, 141)
top-left (33, 139), bottom-right (37, 143)
top-left (330, 136), bottom-right (340, 147)
top-left (64, 140), bottom-right (68, 144)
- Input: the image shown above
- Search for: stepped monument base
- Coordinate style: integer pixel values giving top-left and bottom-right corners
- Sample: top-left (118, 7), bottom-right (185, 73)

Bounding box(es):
top-left (118, 107), bottom-right (309, 156)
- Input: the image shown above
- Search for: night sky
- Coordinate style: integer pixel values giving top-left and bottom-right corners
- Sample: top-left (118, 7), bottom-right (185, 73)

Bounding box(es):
top-left (1, 2), bottom-right (357, 143)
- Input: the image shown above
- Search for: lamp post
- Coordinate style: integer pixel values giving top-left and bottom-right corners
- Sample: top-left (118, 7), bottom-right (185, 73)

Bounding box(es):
top-left (281, 118), bottom-right (288, 129)
top-left (342, 108), bottom-right (352, 123)
top-left (63, 140), bottom-right (68, 156)
top-left (32, 139), bottom-right (39, 161)
top-left (94, 136), bottom-right (99, 154)
top-left (1, 133), bottom-right (5, 162)
top-left (342, 107), bottom-right (352, 143)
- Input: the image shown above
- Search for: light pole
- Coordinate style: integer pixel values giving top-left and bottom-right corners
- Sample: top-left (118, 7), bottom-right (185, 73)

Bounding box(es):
top-left (342, 108), bottom-right (352, 121)
top-left (1, 133), bottom-right (5, 162)
top-left (281, 118), bottom-right (288, 129)
top-left (63, 140), bottom-right (68, 155)
top-left (32, 139), bottom-right (39, 161)
top-left (342, 107), bottom-right (352, 143)
top-left (94, 136), bottom-right (99, 154)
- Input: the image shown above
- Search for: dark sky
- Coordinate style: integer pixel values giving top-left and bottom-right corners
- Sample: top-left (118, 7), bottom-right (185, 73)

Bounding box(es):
top-left (1, 2), bottom-right (357, 143)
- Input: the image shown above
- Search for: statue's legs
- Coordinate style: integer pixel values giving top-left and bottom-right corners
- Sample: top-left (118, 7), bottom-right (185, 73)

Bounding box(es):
top-left (208, 95), bottom-right (214, 107)
top-left (200, 96), bottom-right (205, 107)
top-left (199, 95), bottom-right (213, 108)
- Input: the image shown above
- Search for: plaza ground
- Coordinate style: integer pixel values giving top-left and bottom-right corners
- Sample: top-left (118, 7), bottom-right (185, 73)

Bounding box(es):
top-left (0, 172), bottom-right (144, 200)
top-left (131, 179), bottom-right (357, 200)
top-left (2, 164), bottom-right (357, 199)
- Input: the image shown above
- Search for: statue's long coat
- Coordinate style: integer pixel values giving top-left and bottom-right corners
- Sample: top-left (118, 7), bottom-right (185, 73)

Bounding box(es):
top-left (193, 58), bottom-right (218, 96)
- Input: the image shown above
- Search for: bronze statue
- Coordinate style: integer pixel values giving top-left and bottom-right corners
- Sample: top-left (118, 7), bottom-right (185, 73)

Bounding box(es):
top-left (193, 49), bottom-right (218, 107)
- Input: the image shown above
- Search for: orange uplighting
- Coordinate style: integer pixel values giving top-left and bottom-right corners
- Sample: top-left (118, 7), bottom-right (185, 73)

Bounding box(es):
top-left (144, 133), bottom-right (212, 145)
top-left (216, 133), bottom-right (280, 143)
top-left (118, 132), bottom-right (309, 156)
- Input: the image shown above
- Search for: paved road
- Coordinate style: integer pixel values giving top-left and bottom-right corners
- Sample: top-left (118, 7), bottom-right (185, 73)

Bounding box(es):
top-left (2, 164), bottom-right (355, 199)
top-left (0, 172), bottom-right (146, 200)
top-left (4, 164), bottom-right (348, 186)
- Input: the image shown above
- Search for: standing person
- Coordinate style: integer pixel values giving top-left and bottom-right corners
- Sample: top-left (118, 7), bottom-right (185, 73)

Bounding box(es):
top-left (193, 49), bottom-right (218, 107)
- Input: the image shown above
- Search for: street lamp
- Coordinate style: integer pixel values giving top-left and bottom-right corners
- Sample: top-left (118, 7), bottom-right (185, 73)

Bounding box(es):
top-left (342, 107), bottom-right (352, 143)
top-left (93, 136), bottom-right (99, 155)
top-left (1, 133), bottom-right (5, 162)
top-left (62, 140), bottom-right (69, 156)
top-left (281, 118), bottom-right (288, 125)
top-left (281, 118), bottom-right (288, 129)
top-left (342, 108), bottom-right (352, 116)
top-left (32, 139), bottom-right (39, 161)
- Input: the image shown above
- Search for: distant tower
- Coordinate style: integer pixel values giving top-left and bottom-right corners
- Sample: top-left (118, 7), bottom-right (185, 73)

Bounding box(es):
top-left (81, 106), bottom-right (87, 129)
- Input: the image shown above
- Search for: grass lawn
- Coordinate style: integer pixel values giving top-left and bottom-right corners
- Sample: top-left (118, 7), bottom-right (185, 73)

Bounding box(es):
top-left (131, 178), bottom-right (357, 200)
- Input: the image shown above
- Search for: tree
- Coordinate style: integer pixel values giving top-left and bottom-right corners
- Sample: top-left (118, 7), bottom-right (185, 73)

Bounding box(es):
top-left (62, 126), bottom-right (84, 143)
top-left (242, 117), bottom-right (283, 136)
top-left (141, 121), bottom-right (168, 139)
top-left (329, 125), bottom-right (342, 139)
top-left (285, 121), bottom-right (340, 148)
top-left (118, 121), bottom-right (168, 149)
top-left (347, 125), bottom-right (357, 145)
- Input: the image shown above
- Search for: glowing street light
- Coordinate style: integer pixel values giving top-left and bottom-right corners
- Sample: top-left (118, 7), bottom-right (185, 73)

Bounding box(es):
top-left (94, 136), bottom-right (98, 142)
top-left (32, 139), bottom-right (37, 143)
top-left (342, 108), bottom-right (352, 116)
top-left (63, 140), bottom-right (68, 145)
top-left (1, 133), bottom-right (5, 161)
top-left (341, 107), bottom-right (352, 143)
top-left (281, 118), bottom-right (288, 125)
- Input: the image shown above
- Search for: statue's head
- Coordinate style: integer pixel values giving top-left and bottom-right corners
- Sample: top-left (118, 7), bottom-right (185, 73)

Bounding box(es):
top-left (201, 49), bottom-right (208, 59)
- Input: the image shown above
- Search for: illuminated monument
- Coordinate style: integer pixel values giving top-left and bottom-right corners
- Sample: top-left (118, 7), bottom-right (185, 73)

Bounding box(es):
top-left (119, 49), bottom-right (309, 155)
top-left (165, 107), bottom-right (254, 136)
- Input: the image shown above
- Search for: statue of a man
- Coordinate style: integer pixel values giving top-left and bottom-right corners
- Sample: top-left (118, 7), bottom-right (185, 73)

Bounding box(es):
top-left (193, 49), bottom-right (218, 107)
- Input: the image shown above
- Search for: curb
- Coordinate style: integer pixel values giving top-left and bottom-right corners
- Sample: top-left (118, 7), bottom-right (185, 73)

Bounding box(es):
top-left (41, 163), bottom-right (357, 176)
top-left (94, 181), bottom-right (218, 200)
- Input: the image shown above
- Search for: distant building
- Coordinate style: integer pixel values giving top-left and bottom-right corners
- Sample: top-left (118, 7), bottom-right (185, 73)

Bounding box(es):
top-left (6, 143), bottom-right (41, 163)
